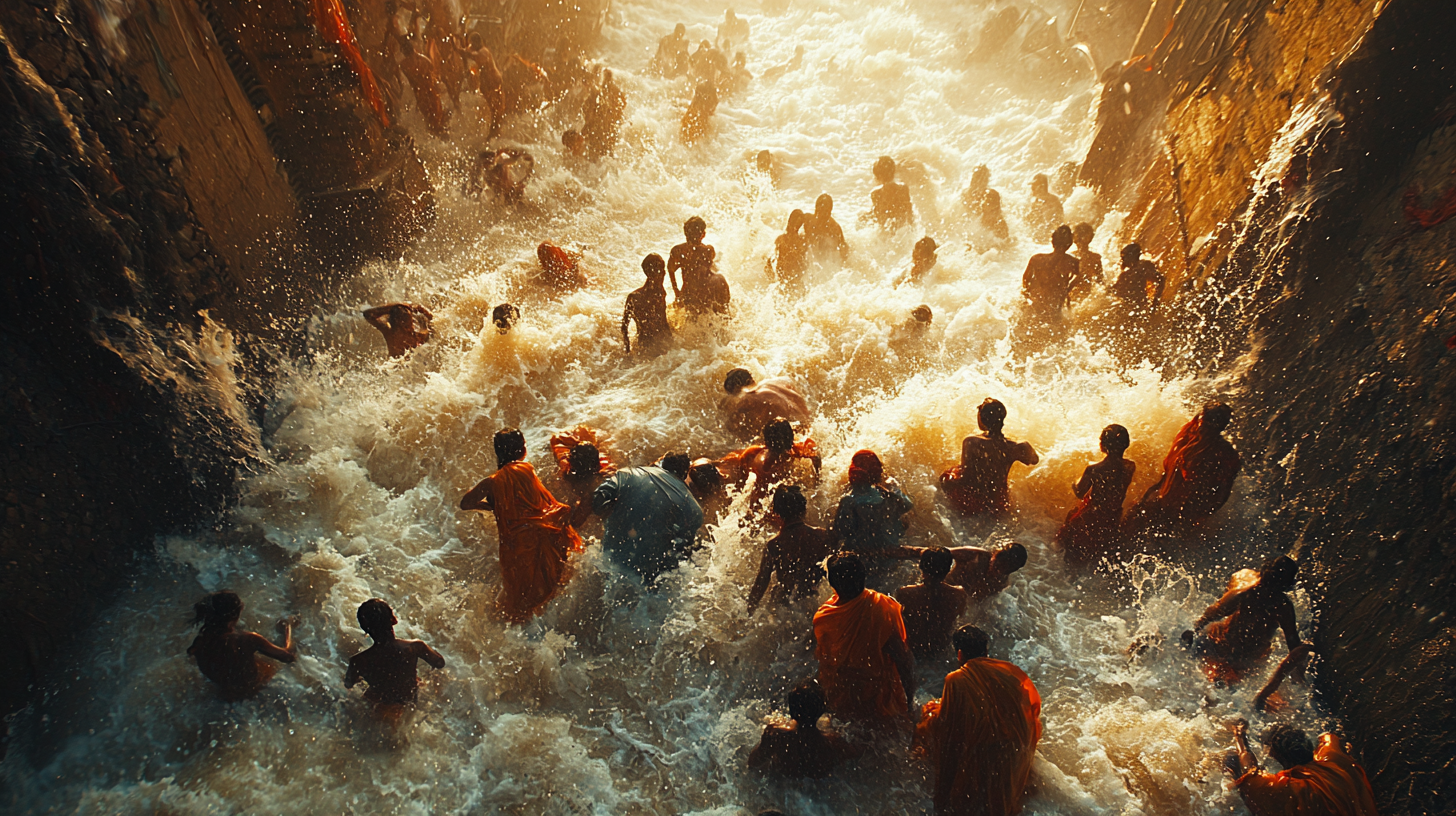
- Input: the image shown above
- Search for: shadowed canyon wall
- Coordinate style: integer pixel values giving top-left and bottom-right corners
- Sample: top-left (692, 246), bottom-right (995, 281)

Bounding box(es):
top-left (1097, 0), bottom-right (1456, 811)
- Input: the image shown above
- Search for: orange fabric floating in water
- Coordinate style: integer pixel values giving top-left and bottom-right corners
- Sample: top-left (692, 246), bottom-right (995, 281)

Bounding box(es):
top-left (812, 590), bottom-right (908, 721)
top-left (1235, 734), bottom-right (1380, 816)
top-left (310, 0), bottom-right (390, 128)
top-left (915, 658), bottom-right (1042, 816)
top-left (479, 461), bottom-right (583, 622)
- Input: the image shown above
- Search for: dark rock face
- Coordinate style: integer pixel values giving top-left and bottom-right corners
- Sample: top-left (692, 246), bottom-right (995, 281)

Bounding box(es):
top-left (1100, 0), bottom-right (1456, 810)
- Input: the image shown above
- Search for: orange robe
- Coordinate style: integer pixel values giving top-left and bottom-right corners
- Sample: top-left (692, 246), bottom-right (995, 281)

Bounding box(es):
top-left (401, 51), bottom-right (448, 136)
top-left (479, 461), bottom-right (583, 622)
top-left (813, 590), bottom-right (908, 721)
top-left (548, 427), bottom-right (613, 476)
top-left (1235, 734), bottom-right (1379, 816)
top-left (915, 659), bottom-right (1043, 816)
top-left (1131, 415), bottom-right (1241, 528)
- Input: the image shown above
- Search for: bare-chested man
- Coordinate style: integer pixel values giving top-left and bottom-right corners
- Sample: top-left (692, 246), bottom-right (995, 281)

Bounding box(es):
top-left (939, 398), bottom-right (1038, 517)
top-left (721, 367), bottom-right (811, 435)
top-left (187, 591), bottom-right (297, 701)
top-left (747, 485), bottom-right (838, 612)
top-left (772, 210), bottom-right (809, 289)
top-left (888, 542), bottom-right (1027, 604)
top-left (748, 681), bottom-right (859, 778)
top-left (1025, 173), bottom-right (1065, 239)
top-left (1021, 225), bottom-right (1078, 332)
top-left (623, 253), bottom-right (673, 357)
top-left (650, 23), bottom-right (690, 78)
top-left (868, 156), bottom-right (915, 230)
top-left (668, 216), bottom-right (718, 313)
top-left (804, 193), bottom-right (849, 267)
top-left (1111, 242), bottom-right (1166, 320)
top-left (894, 546), bottom-right (968, 659)
top-left (719, 419), bottom-right (821, 509)
top-left (1069, 222), bottom-right (1104, 304)
top-left (1182, 555), bottom-right (1303, 684)
top-left (364, 302), bottom-right (433, 357)
top-left (895, 236), bottom-right (938, 286)
top-left (345, 599), bottom-right (445, 723)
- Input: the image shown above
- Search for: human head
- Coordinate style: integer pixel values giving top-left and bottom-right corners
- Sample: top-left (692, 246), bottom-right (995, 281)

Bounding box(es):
top-left (1260, 555), bottom-right (1298, 591)
top-left (911, 304), bottom-right (933, 324)
top-left (661, 452), bottom-right (692, 480)
top-left (873, 155), bottom-right (897, 183)
top-left (674, 22), bottom-right (686, 37)
top-left (1100, 424), bottom-right (1130, 456)
top-left (725, 8), bottom-right (737, 21)
top-left (1073, 222), bottom-right (1095, 248)
top-left (787, 209), bottom-right (805, 233)
top-left (953, 624), bottom-right (990, 660)
top-left (602, 68), bottom-right (613, 83)
top-left (689, 458), bottom-right (724, 493)
top-left (468, 32), bottom-right (482, 49)
top-left (734, 51), bottom-right (746, 67)
top-left (847, 450), bottom-right (883, 487)
top-left (992, 542), bottom-right (1028, 574)
top-left (684, 216), bottom-right (707, 242)
top-left (1121, 242), bottom-right (1142, 266)
top-left (920, 546), bottom-right (953, 584)
top-left (1201, 400), bottom-right (1233, 433)
top-left (492, 303), bottom-right (519, 334)
top-left (567, 443), bottom-right (602, 480)
top-left (757, 150), bottom-right (773, 173)
top-left (772, 484), bottom-right (807, 522)
top-left (1032, 173), bottom-right (1049, 195)
top-left (724, 367), bottom-right (755, 394)
top-left (1261, 724), bottom-right (1315, 769)
top-left (699, 39), bottom-right (712, 50)
top-left (982, 188), bottom-right (1002, 213)
top-left (815, 193), bottom-right (833, 217)
top-left (494, 428), bottom-right (526, 466)
top-left (978, 397), bottom-right (1007, 433)
top-left (764, 418), bottom-right (794, 452)
top-left (826, 552), bottom-right (866, 598)
top-left (357, 598), bottom-right (397, 638)
top-left (192, 590), bottom-right (243, 632)
top-left (562, 129), bottom-right (584, 152)
top-left (970, 164), bottom-right (990, 190)
top-left (913, 236), bottom-right (938, 265)
top-left (642, 253), bottom-right (666, 280)
top-left (785, 679), bottom-right (826, 726)
top-left (1051, 224), bottom-right (1074, 252)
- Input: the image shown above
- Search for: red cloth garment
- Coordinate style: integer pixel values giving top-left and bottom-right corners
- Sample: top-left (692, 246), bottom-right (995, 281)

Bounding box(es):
top-left (1133, 415), bottom-right (1241, 526)
top-left (478, 461), bottom-right (583, 622)
top-left (813, 590), bottom-right (908, 721)
top-left (310, 0), bottom-right (390, 127)
top-left (915, 658), bottom-right (1043, 816)
top-left (1235, 734), bottom-right (1380, 816)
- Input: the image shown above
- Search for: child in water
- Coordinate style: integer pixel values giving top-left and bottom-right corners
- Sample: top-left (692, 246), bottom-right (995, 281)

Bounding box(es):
top-left (187, 590), bottom-right (297, 701)
top-left (345, 599), bottom-right (445, 724)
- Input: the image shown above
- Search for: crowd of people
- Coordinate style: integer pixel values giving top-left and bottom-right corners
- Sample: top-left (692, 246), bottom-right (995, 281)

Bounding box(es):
top-left (185, 10), bottom-right (1380, 816)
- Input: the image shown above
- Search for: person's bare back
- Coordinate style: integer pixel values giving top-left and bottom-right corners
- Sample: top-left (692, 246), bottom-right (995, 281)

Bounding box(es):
top-left (363, 303), bottom-right (433, 358)
top-left (748, 488), bottom-right (837, 612)
top-left (722, 372), bottom-right (810, 436)
top-left (896, 581), bottom-right (968, 658)
top-left (957, 433), bottom-right (1038, 512)
top-left (345, 599), bottom-right (445, 711)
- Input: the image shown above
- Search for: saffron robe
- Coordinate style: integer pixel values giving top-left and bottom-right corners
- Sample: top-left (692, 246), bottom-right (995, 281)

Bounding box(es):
top-left (1132, 414), bottom-right (1241, 526)
top-left (1235, 734), bottom-right (1380, 816)
top-left (813, 590), bottom-right (908, 720)
top-left (916, 658), bottom-right (1043, 816)
top-left (479, 461), bottom-right (582, 622)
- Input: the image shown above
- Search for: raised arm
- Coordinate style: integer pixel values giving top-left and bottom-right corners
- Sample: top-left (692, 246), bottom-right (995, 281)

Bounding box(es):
top-left (460, 478), bottom-right (493, 511)
top-left (415, 640), bottom-right (446, 670)
top-left (1224, 718), bottom-right (1259, 778)
top-left (251, 617), bottom-right (297, 664)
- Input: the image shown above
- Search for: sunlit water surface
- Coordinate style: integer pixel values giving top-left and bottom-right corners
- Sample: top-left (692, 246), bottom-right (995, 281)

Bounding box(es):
top-left (1, 0), bottom-right (1336, 813)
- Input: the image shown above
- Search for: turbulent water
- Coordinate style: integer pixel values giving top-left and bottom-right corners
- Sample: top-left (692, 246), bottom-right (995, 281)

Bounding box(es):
top-left (2, 1), bottom-right (1338, 813)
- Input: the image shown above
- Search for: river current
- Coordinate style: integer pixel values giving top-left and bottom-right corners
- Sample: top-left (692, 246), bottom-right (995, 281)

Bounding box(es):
top-left (2, 0), bottom-right (1335, 813)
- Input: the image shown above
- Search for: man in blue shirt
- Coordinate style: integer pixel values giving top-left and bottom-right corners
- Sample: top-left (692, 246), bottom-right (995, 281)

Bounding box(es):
top-left (592, 453), bottom-right (705, 586)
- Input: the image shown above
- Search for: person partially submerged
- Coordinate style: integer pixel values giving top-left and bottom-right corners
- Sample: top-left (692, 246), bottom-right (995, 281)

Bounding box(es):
top-left (720, 367), bottom-right (811, 435)
top-left (886, 542), bottom-right (1027, 604)
top-left (1224, 721), bottom-right (1379, 816)
top-left (1020, 224), bottom-right (1078, 335)
top-left (831, 450), bottom-right (912, 558)
top-left (1124, 400), bottom-right (1241, 539)
top-left (1183, 555), bottom-right (1304, 684)
top-left (771, 209), bottom-right (810, 290)
top-left (813, 553), bottom-right (916, 723)
top-left (364, 302), bottom-right (433, 357)
top-left (748, 680), bottom-right (860, 778)
top-left (804, 193), bottom-right (849, 268)
top-left (894, 546), bottom-right (969, 659)
top-left (592, 452), bottom-right (705, 586)
top-left (868, 155), bottom-right (915, 230)
top-left (668, 216), bottom-right (718, 313)
top-left (940, 398), bottom-right (1039, 518)
top-left (548, 426), bottom-right (616, 527)
top-left (719, 418), bottom-right (822, 509)
top-left (895, 236), bottom-right (939, 286)
top-left (747, 485), bottom-right (838, 613)
top-left (187, 591), bottom-right (297, 701)
top-left (1054, 423), bottom-right (1135, 569)
top-left (344, 599), bottom-right (445, 722)
top-left (536, 242), bottom-right (589, 292)
top-left (622, 253), bottom-right (673, 357)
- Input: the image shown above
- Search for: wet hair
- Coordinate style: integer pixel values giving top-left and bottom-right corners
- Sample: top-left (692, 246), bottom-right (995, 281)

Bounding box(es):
top-left (953, 624), bottom-right (990, 659)
top-left (914, 236), bottom-right (937, 259)
top-left (815, 193), bottom-right (833, 215)
top-left (786, 680), bottom-right (826, 725)
top-left (757, 150), bottom-right (773, 171)
top-left (1051, 224), bottom-right (1074, 250)
top-left (993, 542), bottom-right (1028, 573)
top-left (562, 129), bottom-right (582, 147)
top-left (1202, 400), bottom-right (1233, 433)
top-left (602, 68), bottom-right (613, 82)
top-left (642, 253), bottom-right (666, 276)
top-left (684, 215), bottom-right (707, 240)
top-left (567, 443), bottom-right (602, 479)
top-left (494, 428), bottom-right (527, 465)
top-left (1260, 723), bottom-right (1315, 768)
top-left (192, 591), bottom-right (243, 633)
top-left (357, 598), bottom-right (395, 637)
top-left (978, 397), bottom-right (1007, 433)
top-left (1073, 222), bottom-right (1095, 245)
top-left (724, 367), bottom-right (755, 393)
top-left (982, 188), bottom-right (1002, 211)
top-left (1121, 243), bottom-right (1143, 264)
top-left (689, 458), bottom-right (723, 491)
top-left (912, 304), bottom-right (933, 324)
top-left (848, 449), bottom-right (883, 487)
top-left (873, 155), bottom-right (896, 183)
top-left (1100, 424), bottom-right (1130, 455)
top-left (1260, 555), bottom-right (1298, 591)
top-left (661, 452), bottom-right (691, 480)
top-left (772, 484), bottom-right (807, 520)
top-left (787, 209), bottom-right (805, 232)
top-left (920, 546), bottom-right (953, 583)
top-left (492, 303), bottom-right (519, 334)
top-left (826, 553), bottom-right (866, 598)
top-left (763, 418), bottom-right (794, 452)
top-left (468, 32), bottom-right (482, 49)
